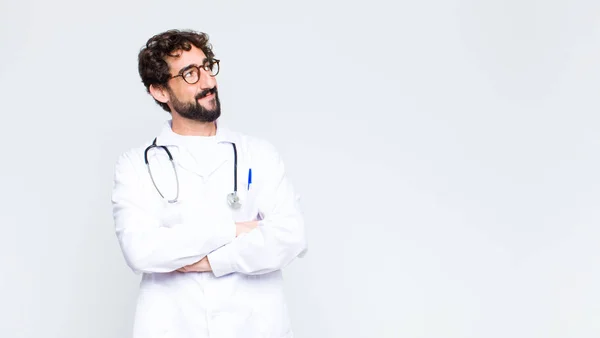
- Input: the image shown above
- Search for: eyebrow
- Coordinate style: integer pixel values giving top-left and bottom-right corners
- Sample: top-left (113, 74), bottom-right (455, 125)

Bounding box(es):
top-left (176, 58), bottom-right (209, 75)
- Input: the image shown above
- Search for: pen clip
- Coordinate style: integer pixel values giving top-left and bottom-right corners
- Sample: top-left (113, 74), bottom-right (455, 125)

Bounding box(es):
top-left (247, 168), bottom-right (252, 190)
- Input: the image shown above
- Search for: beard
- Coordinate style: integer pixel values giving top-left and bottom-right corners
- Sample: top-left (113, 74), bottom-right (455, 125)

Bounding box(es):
top-left (170, 87), bottom-right (221, 122)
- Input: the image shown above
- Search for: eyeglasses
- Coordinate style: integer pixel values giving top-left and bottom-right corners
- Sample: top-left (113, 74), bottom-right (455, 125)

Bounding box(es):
top-left (170, 59), bottom-right (220, 84)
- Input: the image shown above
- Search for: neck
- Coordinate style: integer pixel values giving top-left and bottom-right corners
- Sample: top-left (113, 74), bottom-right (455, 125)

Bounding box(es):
top-left (171, 116), bottom-right (217, 136)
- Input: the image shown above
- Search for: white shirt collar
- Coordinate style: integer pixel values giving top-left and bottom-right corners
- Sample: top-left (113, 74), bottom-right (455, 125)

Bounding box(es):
top-left (155, 119), bottom-right (236, 147)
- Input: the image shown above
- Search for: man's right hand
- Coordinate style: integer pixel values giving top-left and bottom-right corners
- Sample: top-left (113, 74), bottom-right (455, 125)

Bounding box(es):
top-left (235, 221), bottom-right (259, 236)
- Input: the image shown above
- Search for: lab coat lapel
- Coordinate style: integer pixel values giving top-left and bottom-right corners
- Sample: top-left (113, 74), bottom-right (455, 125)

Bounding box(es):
top-left (197, 142), bottom-right (229, 178)
top-left (152, 142), bottom-right (197, 175)
top-left (154, 121), bottom-right (200, 175)
top-left (153, 120), bottom-right (238, 178)
top-left (200, 126), bottom-right (237, 178)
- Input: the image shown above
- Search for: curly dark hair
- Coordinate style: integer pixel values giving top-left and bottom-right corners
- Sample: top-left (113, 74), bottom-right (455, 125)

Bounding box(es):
top-left (138, 29), bottom-right (216, 112)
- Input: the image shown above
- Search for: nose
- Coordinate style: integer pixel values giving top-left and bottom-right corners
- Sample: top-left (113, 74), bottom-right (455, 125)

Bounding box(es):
top-left (197, 68), bottom-right (217, 90)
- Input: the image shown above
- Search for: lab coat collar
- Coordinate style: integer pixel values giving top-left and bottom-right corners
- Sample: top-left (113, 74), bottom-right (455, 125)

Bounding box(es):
top-left (152, 119), bottom-right (237, 178)
top-left (155, 119), bottom-right (236, 146)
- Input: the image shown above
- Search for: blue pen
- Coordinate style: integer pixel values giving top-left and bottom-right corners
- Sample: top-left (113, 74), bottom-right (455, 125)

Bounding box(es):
top-left (247, 168), bottom-right (252, 190)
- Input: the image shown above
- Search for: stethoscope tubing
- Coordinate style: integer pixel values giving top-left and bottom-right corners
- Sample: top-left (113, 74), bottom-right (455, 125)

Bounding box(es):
top-left (144, 138), bottom-right (239, 207)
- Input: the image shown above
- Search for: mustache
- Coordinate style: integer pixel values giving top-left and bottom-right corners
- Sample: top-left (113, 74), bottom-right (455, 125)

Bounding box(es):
top-left (196, 87), bottom-right (217, 100)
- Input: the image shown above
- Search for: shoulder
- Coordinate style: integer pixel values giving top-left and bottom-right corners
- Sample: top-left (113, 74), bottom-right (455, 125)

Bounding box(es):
top-left (223, 129), bottom-right (288, 179)
top-left (226, 129), bottom-right (282, 161)
top-left (113, 139), bottom-right (155, 174)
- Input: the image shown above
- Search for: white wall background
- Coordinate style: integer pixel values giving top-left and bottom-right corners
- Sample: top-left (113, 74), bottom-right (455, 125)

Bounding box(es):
top-left (1, 0), bottom-right (600, 337)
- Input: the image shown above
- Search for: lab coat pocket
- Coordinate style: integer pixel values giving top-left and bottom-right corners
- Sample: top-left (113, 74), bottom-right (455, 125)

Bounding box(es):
top-left (255, 296), bottom-right (292, 337)
top-left (245, 275), bottom-right (292, 337)
top-left (210, 308), bottom-right (255, 338)
top-left (132, 285), bottom-right (176, 338)
top-left (232, 184), bottom-right (260, 222)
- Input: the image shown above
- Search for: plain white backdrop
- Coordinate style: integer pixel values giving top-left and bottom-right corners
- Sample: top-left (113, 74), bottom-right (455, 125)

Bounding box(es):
top-left (1, 0), bottom-right (600, 337)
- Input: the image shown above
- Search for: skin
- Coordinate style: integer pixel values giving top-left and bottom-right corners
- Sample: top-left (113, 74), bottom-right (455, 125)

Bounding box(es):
top-left (149, 45), bottom-right (219, 136)
top-left (149, 45), bottom-right (259, 273)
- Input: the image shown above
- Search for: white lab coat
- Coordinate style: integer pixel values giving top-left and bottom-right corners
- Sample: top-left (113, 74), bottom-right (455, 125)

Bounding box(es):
top-left (111, 120), bottom-right (307, 338)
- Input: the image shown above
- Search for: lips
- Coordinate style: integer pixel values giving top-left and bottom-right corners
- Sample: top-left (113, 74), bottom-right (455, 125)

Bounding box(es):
top-left (197, 88), bottom-right (216, 100)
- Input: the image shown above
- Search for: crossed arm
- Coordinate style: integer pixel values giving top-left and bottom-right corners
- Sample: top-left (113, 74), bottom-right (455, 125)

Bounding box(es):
top-left (112, 144), bottom-right (307, 276)
top-left (176, 221), bottom-right (258, 273)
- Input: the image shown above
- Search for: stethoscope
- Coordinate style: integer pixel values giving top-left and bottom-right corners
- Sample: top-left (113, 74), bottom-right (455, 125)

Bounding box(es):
top-left (143, 138), bottom-right (242, 209)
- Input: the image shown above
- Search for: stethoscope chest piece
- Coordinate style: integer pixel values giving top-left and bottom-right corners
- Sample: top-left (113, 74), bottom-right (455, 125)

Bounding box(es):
top-left (227, 192), bottom-right (242, 209)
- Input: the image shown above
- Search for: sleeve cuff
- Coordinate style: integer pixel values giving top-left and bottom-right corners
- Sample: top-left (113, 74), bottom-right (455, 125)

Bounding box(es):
top-left (208, 243), bottom-right (237, 277)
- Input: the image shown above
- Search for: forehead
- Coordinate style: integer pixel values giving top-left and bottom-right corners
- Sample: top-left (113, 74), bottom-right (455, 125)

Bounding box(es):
top-left (165, 45), bottom-right (207, 74)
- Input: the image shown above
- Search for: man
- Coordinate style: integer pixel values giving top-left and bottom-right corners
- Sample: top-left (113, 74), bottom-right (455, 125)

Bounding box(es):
top-left (112, 29), bottom-right (307, 338)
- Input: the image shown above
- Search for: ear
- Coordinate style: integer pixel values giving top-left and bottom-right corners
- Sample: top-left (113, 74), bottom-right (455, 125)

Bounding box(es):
top-left (149, 84), bottom-right (170, 104)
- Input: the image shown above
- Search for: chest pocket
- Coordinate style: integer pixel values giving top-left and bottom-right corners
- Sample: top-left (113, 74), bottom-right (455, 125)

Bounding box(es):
top-left (231, 166), bottom-right (261, 222)
top-left (230, 143), bottom-right (261, 223)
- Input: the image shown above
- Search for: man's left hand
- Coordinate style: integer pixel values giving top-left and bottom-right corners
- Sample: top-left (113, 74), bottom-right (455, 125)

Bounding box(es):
top-left (177, 257), bottom-right (212, 273)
